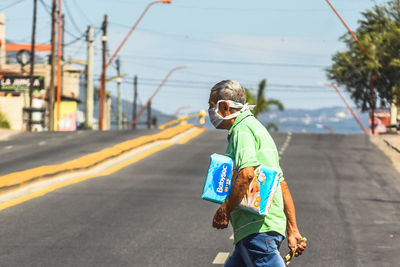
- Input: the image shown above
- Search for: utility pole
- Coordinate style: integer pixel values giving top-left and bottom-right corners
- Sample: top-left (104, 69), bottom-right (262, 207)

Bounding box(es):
top-left (56, 0), bottom-right (62, 129)
top-left (325, 0), bottom-right (376, 134)
top-left (100, 14), bottom-right (108, 130)
top-left (389, 88), bottom-right (398, 133)
top-left (61, 14), bottom-right (65, 92)
top-left (132, 75), bottom-right (137, 129)
top-left (370, 74), bottom-right (375, 134)
top-left (48, 0), bottom-right (57, 131)
top-left (116, 57), bottom-right (122, 129)
top-left (85, 25), bottom-right (94, 128)
top-left (28, 0), bottom-right (38, 131)
top-left (147, 100), bottom-right (151, 129)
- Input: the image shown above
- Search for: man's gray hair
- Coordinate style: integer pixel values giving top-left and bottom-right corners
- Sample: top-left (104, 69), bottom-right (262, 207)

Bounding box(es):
top-left (211, 80), bottom-right (246, 104)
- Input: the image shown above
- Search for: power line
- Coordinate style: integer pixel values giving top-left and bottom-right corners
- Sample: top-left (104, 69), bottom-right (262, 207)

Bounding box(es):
top-left (71, 0), bottom-right (92, 24)
top-left (119, 80), bottom-right (335, 92)
top-left (93, 74), bottom-right (334, 91)
top-left (117, 55), bottom-right (327, 69)
top-left (108, 21), bottom-right (332, 58)
top-left (64, 31), bottom-right (86, 46)
top-left (133, 77), bottom-right (330, 89)
top-left (63, 0), bottom-right (84, 36)
top-left (173, 5), bottom-right (356, 13)
top-left (39, 0), bottom-right (79, 40)
top-left (38, 0), bottom-right (50, 14)
top-left (0, 0), bottom-right (25, 11)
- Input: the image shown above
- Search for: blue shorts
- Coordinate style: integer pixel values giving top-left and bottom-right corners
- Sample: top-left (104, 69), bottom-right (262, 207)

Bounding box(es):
top-left (225, 232), bottom-right (285, 267)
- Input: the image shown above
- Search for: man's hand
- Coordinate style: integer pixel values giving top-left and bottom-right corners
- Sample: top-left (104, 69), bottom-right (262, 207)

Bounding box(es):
top-left (212, 206), bottom-right (229, 229)
top-left (212, 167), bottom-right (254, 230)
top-left (287, 231), bottom-right (307, 256)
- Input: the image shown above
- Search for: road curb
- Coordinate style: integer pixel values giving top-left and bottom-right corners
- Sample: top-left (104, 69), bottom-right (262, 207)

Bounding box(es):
top-left (383, 139), bottom-right (400, 153)
top-left (381, 134), bottom-right (400, 154)
top-left (0, 130), bottom-right (20, 141)
top-left (0, 124), bottom-right (196, 191)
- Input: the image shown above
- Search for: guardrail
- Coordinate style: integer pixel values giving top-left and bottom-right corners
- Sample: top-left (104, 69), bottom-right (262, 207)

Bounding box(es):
top-left (0, 124), bottom-right (195, 192)
top-left (159, 110), bottom-right (207, 130)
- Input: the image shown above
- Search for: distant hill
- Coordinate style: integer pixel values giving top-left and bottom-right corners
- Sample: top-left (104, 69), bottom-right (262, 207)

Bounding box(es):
top-left (256, 106), bottom-right (369, 134)
top-left (201, 106), bottom-right (369, 134)
top-left (78, 84), bottom-right (369, 133)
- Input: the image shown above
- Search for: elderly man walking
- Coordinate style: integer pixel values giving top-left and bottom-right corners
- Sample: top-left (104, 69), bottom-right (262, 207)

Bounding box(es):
top-left (208, 80), bottom-right (306, 267)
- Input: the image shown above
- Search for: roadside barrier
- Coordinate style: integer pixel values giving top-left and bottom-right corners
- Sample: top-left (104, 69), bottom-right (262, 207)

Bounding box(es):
top-left (158, 110), bottom-right (206, 130)
top-left (0, 124), bottom-right (195, 191)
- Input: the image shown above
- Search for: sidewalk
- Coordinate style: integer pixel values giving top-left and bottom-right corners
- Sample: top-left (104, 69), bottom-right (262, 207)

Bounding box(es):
top-left (370, 132), bottom-right (400, 173)
top-left (0, 129), bottom-right (20, 141)
top-left (381, 133), bottom-right (400, 153)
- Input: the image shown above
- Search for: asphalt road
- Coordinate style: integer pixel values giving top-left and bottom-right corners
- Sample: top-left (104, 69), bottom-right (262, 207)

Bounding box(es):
top-left (0, 129), bottom-right (159, 176)
top-left (0, 130), bottom-right (399, 266)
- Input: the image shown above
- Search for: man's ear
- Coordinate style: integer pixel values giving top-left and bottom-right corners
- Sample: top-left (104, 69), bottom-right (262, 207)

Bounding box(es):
top-left (219, 101), bottom-right (230, 116)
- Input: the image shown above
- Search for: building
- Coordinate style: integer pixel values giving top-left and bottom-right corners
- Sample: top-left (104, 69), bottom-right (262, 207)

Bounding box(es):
top-left (0, 13), bottom-right (81, 131)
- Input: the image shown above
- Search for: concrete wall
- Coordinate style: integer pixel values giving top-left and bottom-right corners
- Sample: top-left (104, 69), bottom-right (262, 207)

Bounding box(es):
top-left (0, 94), bottom-right (25, 130)
top-left (2, 64), bottom-right (80, 99)
top-left (0, 13), bottom-right (5, 67)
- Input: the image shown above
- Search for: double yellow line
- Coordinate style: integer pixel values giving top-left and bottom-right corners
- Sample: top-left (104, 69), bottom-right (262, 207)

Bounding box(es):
top-left (0, 126), bottom-right (205, 211)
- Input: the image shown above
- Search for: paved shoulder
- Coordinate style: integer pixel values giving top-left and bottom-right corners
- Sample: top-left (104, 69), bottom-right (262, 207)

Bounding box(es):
top-left (0, 129), bottom-right (159, 176)
top-left (280, 134), bottom-right (400, 267)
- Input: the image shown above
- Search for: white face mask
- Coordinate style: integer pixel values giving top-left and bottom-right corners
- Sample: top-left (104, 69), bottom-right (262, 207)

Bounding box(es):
top-left (208, 100), bottom-right (254, 128)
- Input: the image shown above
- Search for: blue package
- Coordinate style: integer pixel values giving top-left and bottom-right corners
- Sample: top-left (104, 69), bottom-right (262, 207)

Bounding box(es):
top-left (202, 154), bottom-right (281, 217)
top-left (201, 153), bottom-right (233, 204)
top-left (239, 165), bottom-right (281, 216)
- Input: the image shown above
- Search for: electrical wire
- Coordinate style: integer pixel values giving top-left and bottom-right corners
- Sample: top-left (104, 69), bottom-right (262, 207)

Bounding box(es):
top-left (71, 0), bottom-right (92, 24)
top-left (38, 0), bottom-right (50, 14)
top-left (64, 31), bottom-right (86, 46)
top-left (116, 54), bottom-right (327, 69)
top-left (39, 0), bottom-right (80, 40)
top-left (119, 80), bottom-right (336, 92)
top-left (0, 0), bottom-right (25, 11)
top-left (108, 21), bottom-right (332, 59)
top-left (63, 0), bottom-right (85, 36)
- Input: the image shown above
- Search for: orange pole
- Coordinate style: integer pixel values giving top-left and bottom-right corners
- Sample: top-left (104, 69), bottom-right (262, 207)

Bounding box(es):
top-left (5, 43), bottom-right (51, 52)
top-left (56, 0), bottom-right (62, 130)
top-left (99, 0), bottom-right (171, 130)
top-left (130, 66), bottom-right (186, 128)
top-left (168, 105), bottom-right (190, 122)
top-left (322, 125), bottom-right (334, 134)
top-left (325, 0), bottom-right (375, 134)
top-left (325, 83), bottom-right (369, 135)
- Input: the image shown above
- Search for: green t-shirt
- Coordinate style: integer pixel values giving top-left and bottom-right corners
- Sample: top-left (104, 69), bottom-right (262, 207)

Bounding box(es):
top-left (225, 110), bottom-right (286, 244)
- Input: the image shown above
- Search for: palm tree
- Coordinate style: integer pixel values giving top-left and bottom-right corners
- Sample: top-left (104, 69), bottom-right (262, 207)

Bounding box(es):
top-left (246, 79), bottom-right (284, 131)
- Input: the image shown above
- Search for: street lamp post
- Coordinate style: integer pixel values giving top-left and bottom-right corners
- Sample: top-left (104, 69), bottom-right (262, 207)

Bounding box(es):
top-left (325, 0), bottom-right (376, 134)
top-left (325, 83), bottom-right (368, 135)
top-left (168, 105), bottom-right (190, 122)
top-left (99, 0), bottom-right (172, 130)
top-left (130, 65), bottom-right (186, 128)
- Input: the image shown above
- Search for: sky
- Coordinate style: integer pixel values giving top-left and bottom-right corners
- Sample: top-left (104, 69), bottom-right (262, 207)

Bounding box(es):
top-left (1, 0), bottom-right (389, 116)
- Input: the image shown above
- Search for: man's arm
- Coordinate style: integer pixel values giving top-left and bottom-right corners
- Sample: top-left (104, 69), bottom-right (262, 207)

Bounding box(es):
top-left (212, 166), bottom-right (255, 229)
top-left (280, 180), bottom-right (307, 256)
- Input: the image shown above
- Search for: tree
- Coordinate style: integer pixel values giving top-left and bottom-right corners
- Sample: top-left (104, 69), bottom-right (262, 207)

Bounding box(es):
top-left (0, 111), bottom-right (11, 129)
top-left (327, 0), bottom-right (400, 112)
top-left (246, 79), bottom-right (284, 132)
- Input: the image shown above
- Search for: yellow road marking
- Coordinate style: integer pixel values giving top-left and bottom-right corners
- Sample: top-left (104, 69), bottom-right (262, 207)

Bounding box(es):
top-left (212, 252), bottom-right (230, 264)
top-left (0, 142), bottom-right (173, 212)
top-left (178, 127), bottom-right (205, 145)
top-left (0, 124), bottom-right (194, 189)
top-left (0, 126), bottom-right (206, 211)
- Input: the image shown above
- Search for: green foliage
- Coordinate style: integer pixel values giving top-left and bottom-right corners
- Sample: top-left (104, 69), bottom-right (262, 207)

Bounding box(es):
top-left (0, 112), bottom-right (11, 129)
top-left (246, 79), bottom-right (284, 132)
top-left (266, 122), bottom-right (279, 132)
top-left (80, 123), bottom-right (93, 130)
top-left (327, 0), bottom-right (400, 111)
top-left (245, 79), bottom-right (284, 118)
